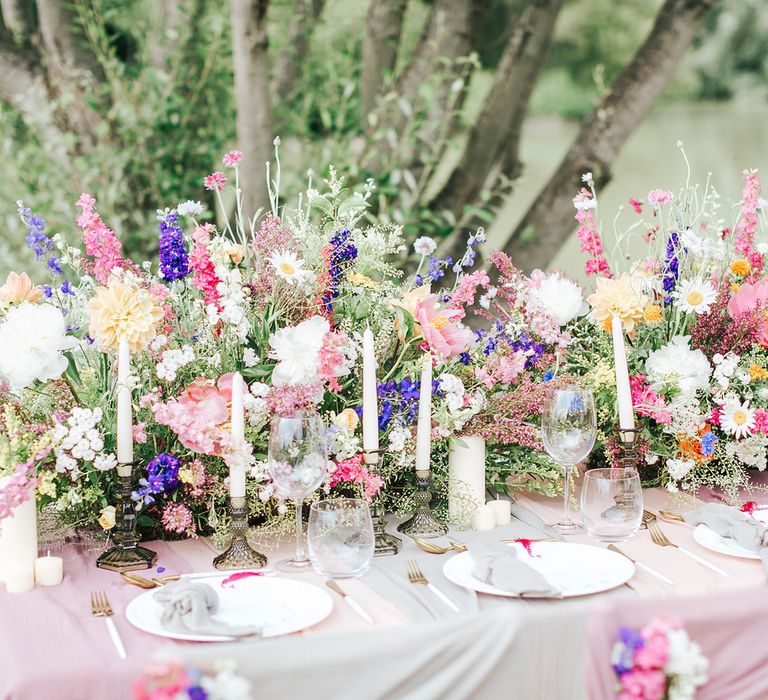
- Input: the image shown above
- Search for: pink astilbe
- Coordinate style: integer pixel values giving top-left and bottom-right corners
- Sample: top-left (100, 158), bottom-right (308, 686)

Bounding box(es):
top-left (267, 384), bottom-right (322, 417)
top-left (630, 374), bottom-right (672, 425)
top-left (222, 150), bottom-right (242, 167)
top-left (574, 188), bottom-right (611, 278)
top-left (328, 453), bottom-right (383, 501)
top-left (203, 172), bottom-right (227, 192)
top-left (75, 193), bottom-right (126, 283)
top-left (318, 330), bottom-right (351, 392)
top-left (734, 169), bottom-right (762, 273)
top-left (448, 270), bottom-right (490, 319)
top-left (161, 502), bottom-right (197, 539)
top-left (189, 224), bottom-right (222, 307)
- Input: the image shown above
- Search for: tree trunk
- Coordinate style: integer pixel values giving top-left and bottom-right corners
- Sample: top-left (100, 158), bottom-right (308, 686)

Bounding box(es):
top-left (503, 0), bottom-right (716, 273)
top-left (231, 0), bottom-right (272, 220)
top-left (36, 0), bottom-right (97, 75)
top-left (360, 0), bottom-right (407, 130)
top-left (271, 0), bottom-right (325, 101)
top-left (148, 0), bottom-right (183, 70)
top-left (0, 0), bottom-right (36, 37)
top-left (432, 0), bottom-right (563, 221)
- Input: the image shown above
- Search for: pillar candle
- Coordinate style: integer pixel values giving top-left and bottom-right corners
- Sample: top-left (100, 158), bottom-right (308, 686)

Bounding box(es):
top-left (362, 326), bottom-right (379, 465)
top-left (448, 436), bottom-right (486, 521)
top-left (611, 315), bottom-right (635, 431)
top-left (487, 497), bottom-right (511, 526)
top-left (0, 481), bottom-right (37, 584)
top-left (5, 566), bottom-right (34, 593)
top-left (116, 340), bottom-right (133, 470)
top-left (414, 353), bottom-right (433, 472)
top-left (229, 372), bottom-right (247, 498)
top-left (34, 552), bottom-right (63, 586)
top-left (472, 504), bottom-right (496, 531)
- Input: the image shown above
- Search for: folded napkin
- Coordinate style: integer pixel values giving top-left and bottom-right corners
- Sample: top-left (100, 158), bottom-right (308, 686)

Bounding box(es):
top-left (153, 581), bottom-right (262, 637)
top-left (471, 541), bottom-right (561, 598)
top-left (683, 503), bottom-right (768, 573)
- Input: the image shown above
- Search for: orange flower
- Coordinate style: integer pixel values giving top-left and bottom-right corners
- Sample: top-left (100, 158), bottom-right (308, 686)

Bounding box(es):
top-left (643, 304), bottom-right (662, 324)
top-left (731, 259), bottom-right (751, 277)
top-left (0, 271), bottom-right (43, 305)
top-left (749, 364), bottom-right (768, 381)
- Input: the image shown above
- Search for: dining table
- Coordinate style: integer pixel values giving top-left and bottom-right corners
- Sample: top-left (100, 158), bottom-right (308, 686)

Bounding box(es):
top-left (2, 486), bottom-right (768, 700)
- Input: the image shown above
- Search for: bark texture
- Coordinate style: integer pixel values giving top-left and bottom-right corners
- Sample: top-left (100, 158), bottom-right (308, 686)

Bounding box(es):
top-left (0, 0), bottom-right (36, 36)
top-left (231, 0), bottom-right (272, 218)
top-left (504, 0), bottom-right (716, 272)
top-left (272, 0), bottom-right (325, 100)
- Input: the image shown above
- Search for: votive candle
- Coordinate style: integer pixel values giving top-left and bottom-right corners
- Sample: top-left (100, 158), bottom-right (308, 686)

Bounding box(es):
top-left (34, 552), bottom-right (63, 587)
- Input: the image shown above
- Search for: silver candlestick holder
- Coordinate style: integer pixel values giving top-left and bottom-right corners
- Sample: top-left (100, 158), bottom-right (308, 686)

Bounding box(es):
top-left (96, 462), bottom-right (157, 572)
top-left (364, 450), bottom-right (401, 556)
top-left (602, 427), bottom-right (642, 525)
top-left (397, 470), bottom-right (448, 538)
top-left (213, 495), bottom-right (268, 570)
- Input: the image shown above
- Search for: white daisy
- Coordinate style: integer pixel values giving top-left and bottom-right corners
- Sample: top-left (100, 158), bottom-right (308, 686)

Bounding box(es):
top-left (674, 279), bottom-right (717, 314)
top-left (720, 399), bottom-right (755, 439)
top-left (269, 250), bottom-right (310, 285)
top-left (413, 236), bottom-right (437, 256)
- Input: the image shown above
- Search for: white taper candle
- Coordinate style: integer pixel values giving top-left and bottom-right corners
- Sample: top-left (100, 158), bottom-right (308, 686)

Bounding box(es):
top-left (362, 326), bottom-right (379, 464)
top-left (415, 353), bottom-right (433, 471)
top-left (229, 372), bottom-right (246, 498)
top-left (611, 315), bottom-right (635, 431)
top-left (116, 340), bottom-right (133, 467)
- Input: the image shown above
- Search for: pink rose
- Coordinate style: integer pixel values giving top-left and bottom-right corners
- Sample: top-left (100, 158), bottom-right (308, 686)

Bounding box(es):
top-left (727, 280), bottom-right (768, 347)
top-left (415, 294), bottom-right (474, 359)
top-left (620, 669), bottom-right (667, 700)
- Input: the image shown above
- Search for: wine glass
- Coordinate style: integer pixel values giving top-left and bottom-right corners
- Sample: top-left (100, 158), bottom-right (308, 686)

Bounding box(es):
top-left (541, 385), bottom-right (597, 533)
top-left (267, 413), bottom-right (330, 572)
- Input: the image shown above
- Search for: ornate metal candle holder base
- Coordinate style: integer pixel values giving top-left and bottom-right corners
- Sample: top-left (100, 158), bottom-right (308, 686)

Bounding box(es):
top-left (97, 463), bottom-right (157, 572)
top-left (602, 428), bottom-right (642, 525)
top-left (397, 470), bottom-right (448, 539)
top-left (371, 501), bottom-right (402, 556)
top-left (213, 496), bottom-right (268, 570)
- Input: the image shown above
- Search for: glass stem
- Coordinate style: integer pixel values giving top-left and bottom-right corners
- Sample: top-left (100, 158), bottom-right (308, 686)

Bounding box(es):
top-left (294, 498), bottom-right (306, 563)
top-left (562, 465), bottom-right (572, 525)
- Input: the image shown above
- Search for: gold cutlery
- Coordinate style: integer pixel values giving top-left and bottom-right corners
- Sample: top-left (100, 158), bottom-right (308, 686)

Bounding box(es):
top-left (325, 580), bottom-right (374, 624)
top-left (90, 591), bottom-right (126, 659)
top-left (120, 572), bottom-right (181, 588)
top-left (405, 560), bottom-right (459, 612)
top-left (607, 544), bottom-right (674, 585)
top-left (645, 512), bottom-right (730, 577)
top-left (412, 536), bottom-right (557, 555)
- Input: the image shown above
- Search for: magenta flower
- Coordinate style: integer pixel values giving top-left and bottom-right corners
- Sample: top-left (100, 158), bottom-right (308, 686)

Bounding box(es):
top-left (203, 171), bottom-right (227, 192)
top-left (647, 189), bottom-right (673, 206)
top-left (629, 198), bottom-right (642, 214)
top-left (222, 150), bottom-right (243, 167)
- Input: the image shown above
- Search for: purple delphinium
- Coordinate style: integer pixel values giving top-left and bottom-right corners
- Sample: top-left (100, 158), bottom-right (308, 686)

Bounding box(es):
top-left (322, 229), bottom-right (358, 314)
top-left (18, 202), bottom-right (62, 273)
top-left (415, 256), bottom-right (453, 287)
top-left (662, 232), bottom-right (684, 304)
top-left (612, 627), bottom-right (644, 675)
top-left (131, 453), bottom-right (182, 507)
top-left (158, 210), bottom-right (189, 282)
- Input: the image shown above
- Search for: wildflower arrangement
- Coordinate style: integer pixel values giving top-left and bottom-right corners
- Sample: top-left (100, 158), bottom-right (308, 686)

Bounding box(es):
top-left (612, 615), bottom-right (708, 700)
top-left (561, 153), bottom-right (768, 500)
top-left (132, 659), bottom-right (251, 700)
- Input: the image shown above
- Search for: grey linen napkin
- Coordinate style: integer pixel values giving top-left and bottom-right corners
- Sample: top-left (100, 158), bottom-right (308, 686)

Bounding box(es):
top-left (683, 502), bottom-right (768, 573)
top-left (471, 541), bottom-right (561, 598)
top-left (153, 581), bottom-right (262, 637)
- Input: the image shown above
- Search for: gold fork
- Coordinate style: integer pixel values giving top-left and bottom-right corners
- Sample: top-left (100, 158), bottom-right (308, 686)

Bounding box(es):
top-left (412, 537), bottom-right (467, 554)
top-left (646, 519), bottom-right (730, 577)
top-left (91, 591), bottom-right (127, 659)
top-left (406, 560), bottom-right (459, 612)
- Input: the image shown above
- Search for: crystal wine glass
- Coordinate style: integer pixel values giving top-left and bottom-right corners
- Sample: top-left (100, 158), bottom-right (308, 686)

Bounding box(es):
top-left (267, 413), bottom-right (330, 572)
top-left (541, 386), bottom-right (597, 534)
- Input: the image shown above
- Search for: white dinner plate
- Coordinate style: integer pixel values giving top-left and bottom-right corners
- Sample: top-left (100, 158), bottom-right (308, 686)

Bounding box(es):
top-left (126, 572), bottom-right (333, 642)
top-left (442, 541), bottom-right (635, 598)
top-left (692, 510), bottom-right (768, 560)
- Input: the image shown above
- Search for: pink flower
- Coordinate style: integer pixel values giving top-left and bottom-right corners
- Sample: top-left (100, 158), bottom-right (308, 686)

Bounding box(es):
top-left (448, 270), bottom-right (490, 319)
top-left (267, 384), bottom-right (322, 418)
top-left (618, 669), bottom-right (666, 700)
top-left (634, 633), bottom-right (669, 670)
top-left (190, 224), bottom-right (222, 308)
top-left (629, 198), bottom-right (642, 214)
top-left (75, 193), bottom-right (126, 283)
top-left (734, 170), bottom-right (761, 272)
top-left (414, 294), bottom-right (474, 359)
top-left (222, 150), bottom-right (242, 167)
top-left (203, 171), bottom-right (227, 192)
top-left (630, 374), bottom-right (672, 425)
top-left (574, 188), bottom-right (611, 278)
top-left (318, 330), bottom-right (351, 392)
top-left (329, 454), bottom-right (384, 501)
top-left (754, 408), bottom-right (768, 434)
top-left (161, 502), bottom-right (197, 539)
top-left (647, 189), bottom-right (673, 206)
top-left (133, 422), bottom-right (148, 444)
top-left (727, 279), bottom-right (768, 347)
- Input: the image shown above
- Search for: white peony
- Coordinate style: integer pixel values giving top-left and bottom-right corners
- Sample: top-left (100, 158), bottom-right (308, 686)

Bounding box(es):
top-left (666, 457), bottom-right (694, 481)
top-left (269, 315), bottom-right (329, 385)
top-left (527, 272), bottom-right (585, 326)
top-left (0, 302), bottom-right (77, 390)
top-left (645, 336), bottom-right (711, 397)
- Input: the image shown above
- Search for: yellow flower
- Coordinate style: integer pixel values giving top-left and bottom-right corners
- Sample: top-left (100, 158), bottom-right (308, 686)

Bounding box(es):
top-left (731, 259), bottom-right (751, 277)
top-left (98, 505), bottom-right (116, 530)
top-left (0, 271), bottom-right (43, 305)
top-left (587, 274), bottom-right (645, 333)
top-left (749, 364), bottom-right (768, 381)
top-left (590, 361), bottom-right (616, 388)
top-left (731, 282), bottom-right (741, 294)
top-left (37, 472), bottom-right (57, 499)
top-left (643, 304), bottom-right (662, 323)
top-left (87, 278), bottom-right (164, 351)
top-left (333, 408), bottom-right (360, 432)
top-left (347, 272), bottom-right (377, 289)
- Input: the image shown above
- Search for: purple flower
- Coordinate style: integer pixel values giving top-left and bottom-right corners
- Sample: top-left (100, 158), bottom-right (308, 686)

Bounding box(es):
top-left (612, 627), bottom-right (644, 675)
top-left (701, 431), bottom-right (718, 455)
top-left (131, 453), bottom-right (182, 505)
top-left (60, 280), bottom-right (75, 296)
top-left (322, 229), bottom-right (357, 314)
top-left (158, 210), bottom-right (189, 282)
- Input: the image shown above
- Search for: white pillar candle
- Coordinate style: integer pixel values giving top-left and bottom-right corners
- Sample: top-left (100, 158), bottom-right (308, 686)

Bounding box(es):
top-left (448, 436), bottom-right (486, 521)
top-left (362, 326), bottom-right (379, 465)
top-left (611, 315), bottom-right (635, 431)
top-left (0, 478), bottom-right (38, 585)
top-left (116, 340), bottom-right (133, 471)
top-left (487, 497), bottom-right (511, 526)
top-left (34, 552), bottom-right (63, 586)
top-left (414, 353), bottom-right (433, 472)
top-left (228, 372), bottom-right (247, 499)
top-left (472, 504), bottom-right (496, 531)
top-left (5, 565), bottom-right (34, 593)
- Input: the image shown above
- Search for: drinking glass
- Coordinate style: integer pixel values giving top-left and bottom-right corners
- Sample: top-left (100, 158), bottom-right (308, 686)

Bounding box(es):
top-left (581, 468), bottom-right (643, 542)
top-left (541, 385), bottom-right (597, 533)
top-left (267, 413), bottom-right (330, 572)
top-left (308, 499), bottom-right (375, 578)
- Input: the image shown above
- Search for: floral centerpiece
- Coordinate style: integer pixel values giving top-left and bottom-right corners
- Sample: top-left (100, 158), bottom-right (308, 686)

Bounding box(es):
top-left (132, 659), bottom-right (251, 700)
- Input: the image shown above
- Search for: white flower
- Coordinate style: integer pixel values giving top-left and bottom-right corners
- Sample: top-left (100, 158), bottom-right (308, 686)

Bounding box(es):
top-left (712, 351), bottom-right (739, 389)
top-left (94, 453), bottom-right (117, 472)
top-left (527, 273), bottom-right (585, 326)
top-left (674, 278), bottom-right (717, 314)
top-left (573, 197), bottom-right (597, 211)
top-left (720, 399), bottom-right (756, 439)
top-left (388, 425), bottom-right (410, 452)
top-left (176, 200), bottom-right (204, 217)
top-left (0, 303), bottom-right (77, 390)
top-left (270, 250), bottom-right (311, 285)
top-left (479, 286), bottom-right (497, 310)
top-left (725, 436), bottom-right (767, 470)
top-left (269, 315), bottom-right (329, 385)
top-left (645, 336), bottom-right (711, 397)
top-left (667, 457), bottom-right (694, 481)
top-left (438, 373), bottom-right (465, 413)
top-left (413, 237), bottom-right (437, 256)
top-left (243, 348), bottom-right (259, 367)
top-left (665, 628), bottom-right (708, 698)
top-left (581, 172), bottom-right (593, 183)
